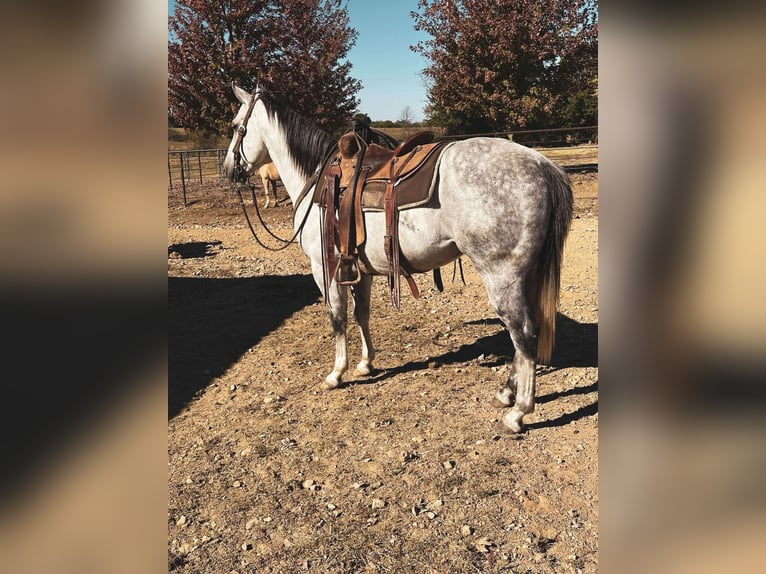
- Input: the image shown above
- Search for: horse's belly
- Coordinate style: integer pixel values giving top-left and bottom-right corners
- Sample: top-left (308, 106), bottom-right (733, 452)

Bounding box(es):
top-left (360, 210), bottom-right (460, 274)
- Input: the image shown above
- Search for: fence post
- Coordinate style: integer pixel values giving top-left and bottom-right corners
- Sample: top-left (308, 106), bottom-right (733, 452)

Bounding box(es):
top-left (180, 152), bottom-right (187, 207)
top-left (167, 148), bottom-right (243, 205)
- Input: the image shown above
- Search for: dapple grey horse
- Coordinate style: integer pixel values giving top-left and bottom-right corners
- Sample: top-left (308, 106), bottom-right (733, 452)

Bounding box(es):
top-left (224, 85), bottom-right (572, 433)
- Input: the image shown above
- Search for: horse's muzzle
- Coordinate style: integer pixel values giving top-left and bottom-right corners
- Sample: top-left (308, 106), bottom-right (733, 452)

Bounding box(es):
top-left (232, 164), bottom-right (247, 183)
top-left (223, 154), bottom-right (247, 183)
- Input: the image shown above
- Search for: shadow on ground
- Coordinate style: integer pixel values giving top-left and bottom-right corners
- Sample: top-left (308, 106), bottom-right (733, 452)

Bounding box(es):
top-left (359, 312), bottom-right (597, 387)
top-left (350, 313), bottom-right (598, 428)
top-left (168, 241), bottom-right (222, 259)
top-left (169, 273), bottom-right (319, 418)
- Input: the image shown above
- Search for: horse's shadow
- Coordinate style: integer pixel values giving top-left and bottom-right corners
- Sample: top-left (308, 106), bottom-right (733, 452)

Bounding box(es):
top-left (169, 272), bottom-right (319, 418)
top-left (355, 313), bottom-right (598, 428)
top-left (527, 392), bottom-right (598, 430)
top-left (361, 313), bottom-right (596, 380)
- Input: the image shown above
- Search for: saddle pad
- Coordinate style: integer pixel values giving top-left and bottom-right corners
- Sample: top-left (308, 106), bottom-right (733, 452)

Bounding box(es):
top-left (312, 142), bottom-right (453, 211)
top-left (361, 142), bottom-right (450, 211)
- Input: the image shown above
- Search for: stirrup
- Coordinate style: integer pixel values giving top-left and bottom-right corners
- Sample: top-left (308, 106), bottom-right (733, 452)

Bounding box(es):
top-left (336, 255), bottom-right (361, 285)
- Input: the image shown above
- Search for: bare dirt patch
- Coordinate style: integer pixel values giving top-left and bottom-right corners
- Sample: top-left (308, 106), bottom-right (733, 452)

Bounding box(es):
top-left (169, 171), bottom-right (598, 573)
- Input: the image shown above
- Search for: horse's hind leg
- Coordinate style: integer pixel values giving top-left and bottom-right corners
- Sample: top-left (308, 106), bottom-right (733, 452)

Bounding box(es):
top-left (351, 275), bottom-right (375, 376)
top-left (486, 276), bottom-right (538, 433)
top-left (491, 365), bottom-right (517, 408)
top-left (261, 177), bottom-right (271, 208)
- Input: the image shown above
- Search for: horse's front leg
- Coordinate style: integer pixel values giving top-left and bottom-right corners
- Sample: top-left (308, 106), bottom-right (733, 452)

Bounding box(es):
top-left (311, 262), bottom-right (349, 390)
top-left (351, 274), bottom-right (375, 376)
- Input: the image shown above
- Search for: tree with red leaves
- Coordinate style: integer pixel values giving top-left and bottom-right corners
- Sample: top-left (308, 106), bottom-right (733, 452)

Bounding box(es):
top-left (169, 0), bottom-right (360, 135)
top-left (411, 0), bottom-right (597, 134)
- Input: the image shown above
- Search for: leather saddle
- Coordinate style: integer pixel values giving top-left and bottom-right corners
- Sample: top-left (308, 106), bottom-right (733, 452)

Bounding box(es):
top-left (314, 130), bottom-right (447, 308)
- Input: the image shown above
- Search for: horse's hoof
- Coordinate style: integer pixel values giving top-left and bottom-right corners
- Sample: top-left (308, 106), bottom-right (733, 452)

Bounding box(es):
top-left (500, 412), bottom-right (526, 435)
top-left (320, 377), bottom-right (341, 391)
top-left (491, 396), bottom-right (511, 409)
top-left (495, 421), bottom-right (526, 438)
top-left (354, 363), bottom-right (375, 377)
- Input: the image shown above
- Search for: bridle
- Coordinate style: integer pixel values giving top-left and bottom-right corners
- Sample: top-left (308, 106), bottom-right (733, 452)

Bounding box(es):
top-left (230, 93), bottom-right (259, 183)
top-left (227, 91), bottom-right (333, 251)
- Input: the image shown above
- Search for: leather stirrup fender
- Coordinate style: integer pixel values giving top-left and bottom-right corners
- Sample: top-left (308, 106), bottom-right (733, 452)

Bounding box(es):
top-left (320, 166), bottom-right (340, 302)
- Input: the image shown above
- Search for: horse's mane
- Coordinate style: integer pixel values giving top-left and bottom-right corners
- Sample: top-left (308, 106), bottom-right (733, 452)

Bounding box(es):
top-left (259, 93), bottom-right (335, 180)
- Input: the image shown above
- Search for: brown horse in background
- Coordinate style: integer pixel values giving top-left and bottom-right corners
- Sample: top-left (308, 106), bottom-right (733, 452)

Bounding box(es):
top-left (258, 162), bottom-right (281, 207)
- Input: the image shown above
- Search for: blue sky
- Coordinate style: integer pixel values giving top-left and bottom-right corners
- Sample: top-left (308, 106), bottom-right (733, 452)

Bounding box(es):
top-left (168, 0), bottom-right (430, 122)
top-left (345, 1), bottom-right (429, 122)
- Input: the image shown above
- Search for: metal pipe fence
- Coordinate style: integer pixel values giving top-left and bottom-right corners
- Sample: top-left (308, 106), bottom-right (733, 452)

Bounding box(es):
top-left (167, 148), bottom-right (229, 206)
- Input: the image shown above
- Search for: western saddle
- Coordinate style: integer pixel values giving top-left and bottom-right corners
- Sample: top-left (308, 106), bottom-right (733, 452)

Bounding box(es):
top-left (314, 130), bottom-right (446, 308)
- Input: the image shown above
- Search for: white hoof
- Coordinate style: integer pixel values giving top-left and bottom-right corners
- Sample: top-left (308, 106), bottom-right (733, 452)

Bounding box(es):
top-left (354, 361), bottom-right (373, 377)
top-left (502, 410), bottom-right (525, 434)
top-left (321, 373), bottom-right (341, 390)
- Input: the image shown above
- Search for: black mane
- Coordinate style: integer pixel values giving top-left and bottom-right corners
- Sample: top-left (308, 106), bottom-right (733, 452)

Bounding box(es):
top-left (259, 93), bottom-right (336, 180)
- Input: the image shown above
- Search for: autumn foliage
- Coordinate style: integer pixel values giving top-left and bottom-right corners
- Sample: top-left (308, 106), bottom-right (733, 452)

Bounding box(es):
top-left (411, 0), bottom-right (597, 133)
top-left (168, 0), bottom-right (360, 135)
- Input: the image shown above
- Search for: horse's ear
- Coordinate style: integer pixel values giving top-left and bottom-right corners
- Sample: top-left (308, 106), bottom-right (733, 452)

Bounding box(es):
top-left (232, 83), bottom-right (251, 104)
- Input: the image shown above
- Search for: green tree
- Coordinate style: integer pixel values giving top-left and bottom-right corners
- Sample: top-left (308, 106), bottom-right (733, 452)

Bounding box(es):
top-left (412, 0), bottom-right (597, 134)
top-left (352, 112), bottom-right (372, 127)
top-left (168, 0), bottom-right (361, 134)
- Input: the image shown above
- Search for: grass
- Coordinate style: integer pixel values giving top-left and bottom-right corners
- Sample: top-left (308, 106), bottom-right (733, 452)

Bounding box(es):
top-left (373, 126), bottom-right (447, 141)
top-left (535, 144), bottom-right (598, 166)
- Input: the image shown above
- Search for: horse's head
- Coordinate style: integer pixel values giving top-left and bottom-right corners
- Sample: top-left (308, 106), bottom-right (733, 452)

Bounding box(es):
top-left (223, 84), bottom-right (271, 183)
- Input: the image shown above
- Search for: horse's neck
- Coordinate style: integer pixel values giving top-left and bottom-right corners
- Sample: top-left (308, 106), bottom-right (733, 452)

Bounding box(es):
top-left (254, 105), bottom-right (314, 208)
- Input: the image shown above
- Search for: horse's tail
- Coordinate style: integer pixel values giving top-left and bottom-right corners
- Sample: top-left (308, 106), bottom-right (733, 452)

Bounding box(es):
top-left (530, 162), bottom-right (573, 364)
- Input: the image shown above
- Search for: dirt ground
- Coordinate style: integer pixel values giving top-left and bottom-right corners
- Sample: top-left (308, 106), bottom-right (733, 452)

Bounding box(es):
top-left (168, 170), bottom-right (598, 573)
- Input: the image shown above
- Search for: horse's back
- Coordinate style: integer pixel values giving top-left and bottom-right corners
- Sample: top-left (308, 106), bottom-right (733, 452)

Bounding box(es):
top-left (441, 137), bottom-right (558, 188)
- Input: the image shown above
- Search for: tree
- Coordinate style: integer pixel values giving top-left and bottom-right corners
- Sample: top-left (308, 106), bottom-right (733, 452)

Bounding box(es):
top-left (169, 0), bottom-right (361, 135)
top-left (399, 105), bottom-right (415, 125)
top-left (397, 105), bottom-right (415, 136)
top-left (411, 0), bottom-right (597, 133)
top-left (352, 112), bottom-right (372, 127)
